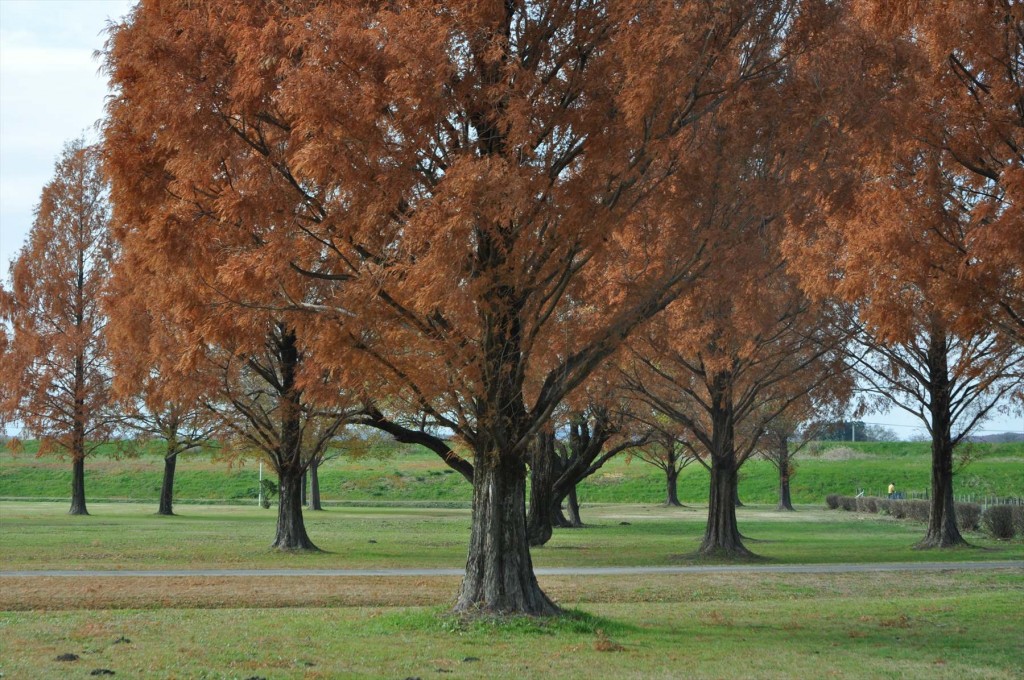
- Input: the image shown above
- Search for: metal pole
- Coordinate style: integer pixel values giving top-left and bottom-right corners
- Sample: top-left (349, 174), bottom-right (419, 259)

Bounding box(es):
top-left (258, 460), bottom-right (263, 507)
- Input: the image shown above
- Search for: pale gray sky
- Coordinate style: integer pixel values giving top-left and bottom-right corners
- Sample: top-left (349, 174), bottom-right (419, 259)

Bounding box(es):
top-left (0, 0), bottom-right (1019, 439)
top-left (0, 0), bottom-right (132, 267)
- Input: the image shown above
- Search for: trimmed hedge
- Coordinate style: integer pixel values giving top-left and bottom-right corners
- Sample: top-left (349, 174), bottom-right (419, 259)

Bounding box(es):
top-left (828, 495), bottom-right (983, 531)
top-left (982, 505), bottom-right (1016, 539)
top-left (1013, 506), bottom-right (1024, 536)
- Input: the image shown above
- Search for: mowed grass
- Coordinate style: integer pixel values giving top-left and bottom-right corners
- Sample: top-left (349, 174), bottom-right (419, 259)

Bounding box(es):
top-left (0, 570), bottom-right (1021, 679)
top-left (2, 440), bottom-right (1022, 507)
top-left (2, 443), bottom-right (1022, 679)
top-left (1, 501), bottom-right (1021, 571)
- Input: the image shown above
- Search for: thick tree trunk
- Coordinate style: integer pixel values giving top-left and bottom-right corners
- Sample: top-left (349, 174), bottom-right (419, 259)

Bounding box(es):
top-left (157, 453), bottom-right (177, 516)
top-left (918, 329), bottom-right (967, 548)
top-left (68, 456), bottom-right (88, 516)
top-left (270, 327), bottom-right (318, 551)
top-left (308, 456), bottom-right (323, 511)
top-left (665, 467), bottom-right (683, 506)
top-left (527, 433), bottom-right (556, 547)
top-left (454, 454), bottom-right (559, 616)
top-left (700, 457), bottom-right (753, 558)
top-left (301, 468), bottom-right (308, 506)
top-left (272, 466), bottom-right (318, 551)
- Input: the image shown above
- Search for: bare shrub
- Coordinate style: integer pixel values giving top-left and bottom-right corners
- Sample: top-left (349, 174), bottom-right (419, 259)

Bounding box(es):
top-left (906, 500), bottom-right (930, 522)
top-left (1012, 505), bottom-right (1024, 536)
top-left (956, 503), bottom-right (981, 532)
top-left (982, 505), bottom-right (1015, 539)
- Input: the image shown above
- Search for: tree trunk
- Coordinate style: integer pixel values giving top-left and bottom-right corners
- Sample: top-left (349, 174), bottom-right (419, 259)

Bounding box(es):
top-left (776, 440), bottom-right (794, 511)
top-left (454, 453), bottom-right (559, 616)
top-left (270, 327), bottom-right (318, 551)
top-left (918, 328), bottom-right (967, 548)
top-left (301, 467), bottom-right (308, 506)
top-left (777, 468), bottom-right (794, 511)
top-left (527, 432), bottom-right (556, 547)
top-left (553, 485), bottom-right (583, 528)
top-left (700, 455), bottom-right (753, 557)
top-left (665, 467), bottom-right (683, 506)
top-left (68, 352), bottom-right (88, 516)
top-left (68, 455), bottom-right (88, 516)
top-left (308, 456), bottom-right (323, 511)
top-left (272, 466), bottom-right (318, 551)
top-left (157, 452), bottom-right (177, 516)
top-left (564, 486), bottom-right (583, 526)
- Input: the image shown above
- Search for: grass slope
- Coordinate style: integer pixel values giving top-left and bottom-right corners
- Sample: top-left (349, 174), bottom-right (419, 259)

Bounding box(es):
top-left (2, 440), bottom-right (1021, 506)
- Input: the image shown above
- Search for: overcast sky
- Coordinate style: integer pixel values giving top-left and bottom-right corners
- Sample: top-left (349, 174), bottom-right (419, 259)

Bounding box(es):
top-left (0, 1), bottom-right (1019, 439)
top-left (0, 0), bottom-right (132, 267)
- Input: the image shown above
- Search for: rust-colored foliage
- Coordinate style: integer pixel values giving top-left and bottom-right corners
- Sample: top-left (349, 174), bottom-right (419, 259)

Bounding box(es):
top-left (0, 139), bottom-right (116, 514)
top-left (782, 2), bottom-right (1024, 547)
top-left (103, 1), bottom-right (844, 612)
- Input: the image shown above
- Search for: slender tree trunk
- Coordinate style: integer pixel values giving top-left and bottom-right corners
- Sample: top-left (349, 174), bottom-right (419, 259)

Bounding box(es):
top-left (665, 467), bottom-right (683, 506)
top-left (552, 486), bottom-right (583, 527)
top-left (553, 499), bottom-right (571, 527)
top-left (68, 351), bottom-right (88, 516)
top-left (918, 328), bottom-right (967, 548)
top-left (564, 486), bottom-right (583, 526)
top-left (69, 455), bottom-right (88, 516)
top-left (308, 456), bottom-right (323, 511)
top-left (272, 466), bottom-right (318, 550)
top-left (776, 440), bottom-right (795, 511)
top-left (527, 432), bottom-right (556, 547)
top-left (455, 452), bottom-right (559, 616)
top-left (777, 468), bottom-right (794, 511)
top-left (157, 451), bottom-right (177, 516)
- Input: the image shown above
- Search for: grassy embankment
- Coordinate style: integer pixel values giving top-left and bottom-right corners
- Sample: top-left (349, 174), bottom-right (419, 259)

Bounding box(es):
top-left (1, 440), bottom-right (1022, 506)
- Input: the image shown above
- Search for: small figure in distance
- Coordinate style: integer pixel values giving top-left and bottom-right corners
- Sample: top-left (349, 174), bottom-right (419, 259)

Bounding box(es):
top-left (888, 482), bottom-right (896, 499)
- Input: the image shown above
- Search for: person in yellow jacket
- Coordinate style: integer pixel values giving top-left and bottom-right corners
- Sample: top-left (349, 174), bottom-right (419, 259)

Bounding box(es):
top-left (888, 482), bottom-right (895, 499)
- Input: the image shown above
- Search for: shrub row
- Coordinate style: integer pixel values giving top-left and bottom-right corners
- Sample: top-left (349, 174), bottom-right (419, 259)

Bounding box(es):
top-left (825, 495), bottom-right (981, 532)
top-left (981, 504), bottom-right (1024, 539)
top-left (827, 494), bottom-right (1024, 538)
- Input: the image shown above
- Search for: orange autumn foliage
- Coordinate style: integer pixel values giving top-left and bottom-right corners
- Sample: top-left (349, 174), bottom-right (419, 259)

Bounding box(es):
top-left (103, 0), bottom-right (845, 613)
top-left (0, 139), bottom-right (117, 515)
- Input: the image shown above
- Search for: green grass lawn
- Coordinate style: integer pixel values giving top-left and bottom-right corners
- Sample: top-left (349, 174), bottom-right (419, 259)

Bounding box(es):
top-left (1, 570), bottom-right (1021, 679)
top-left (1, 502), bottom-right (1021, 571)
top-left (2, 441), bottom-right (1022, 679)
top-left (1, 500), bottom-right (1021, 678)
top-left (2, 440), bottom-right (1022, 507)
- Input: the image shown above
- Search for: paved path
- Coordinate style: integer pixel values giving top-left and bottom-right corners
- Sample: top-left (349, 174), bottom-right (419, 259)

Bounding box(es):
top-left (1, 561), bottom-right (1020, 578)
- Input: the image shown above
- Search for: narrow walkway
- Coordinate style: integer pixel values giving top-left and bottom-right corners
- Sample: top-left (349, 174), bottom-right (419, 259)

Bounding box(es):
top-left (1, 561), bottom-right (1020, 578)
